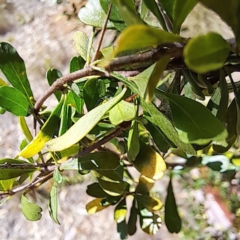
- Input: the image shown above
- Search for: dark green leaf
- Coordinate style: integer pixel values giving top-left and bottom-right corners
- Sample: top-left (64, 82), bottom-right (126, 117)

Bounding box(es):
top-left (160, 0), bottom-right (174, 21)
top-left (184, 32), bottom-right (231, 73)
top-left (173, 0), bottom-right (197, 33)
top-left (0, 159), bottom-right (37, 180)
top-left (165, 177), bottom-right (181, 233)
top-left (142, 0), bottom-right (167, 30)
top-left (159, 90), bottom-right (228, 144)
top-left (46, 69), bottom-right (62, 101)
top-left (112, 0), bottom-right (144, 26)
top-left (114, 198), bottom-right (127, 223)
top-left (98, 178), bottom-right (127, 196)
top-left (100, 0), bottom-right (126, 31)
top-left (21, 194), bottom-right (42, 221)
top-left (0, 42), bottom-right (33, 105)
top-left (127, 121), bottom-right (140, 161)
top-left (117, 220), bottom-right (128, 240)
top-left (198, 0), bottom-right (240, 47)
top-left (128, 200), bottom-right (138, 235)
top-left (60, 152), bottom-right (120, 171)
top-left (86, 182), bottom-right (111, 198)
top-left (0, 86), bottom-right (29, 116)
top-left (69, 56), bottom-right (85, 73)
top-left (135, 194), bottom-right (163, 211)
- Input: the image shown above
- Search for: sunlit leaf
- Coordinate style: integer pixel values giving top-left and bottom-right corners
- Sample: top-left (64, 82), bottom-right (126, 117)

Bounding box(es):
top-left (114, 198), bottom-right (127, 223)
top-left (98, 178), bottom-right (127, 196)
top-left (21, 194), bottom-right (42, 221)
top-left (0, 42), bottom-right (33, 105)
top-left (86, 182), bottom-right (111, 198)
top-left (86, 198), bottom-right (110, 214)
top-left (115, 25), bottom-right (184, 55)
top-left (0, 178), bottom-right (15, 191)
top-left (19, 99), bottom-right (63, 158)
top-left (184, 32), bottom-right (231, 73)
top-left (136, 194), bottom-right (163, 211)
top-left (109, 100), bottom-right (136, 125)
top-left (135, 175), bottom-right (155, 195)
top-left (159, 90), bottom-right (228, 144)
top-left (46, 88), bottom-right (126, 151)
top-left (165, 177), bottom-right (182, 233)
top-left (133, 141), bottom-right (166, 180)
top-left (0, 86), bottom-right (29, 116)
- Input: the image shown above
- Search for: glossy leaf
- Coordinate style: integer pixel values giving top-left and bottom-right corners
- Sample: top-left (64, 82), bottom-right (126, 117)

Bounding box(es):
top-left (184, 32), bottom-right (231, 73)
top-left (114, 198), bottom-right (127, 223)
top-left (198, 0), bottom-right (240, 47)
top-left (207, 72), bottom-right (228, 122)
top-left (0, 42), bottom-right (33, 104)
top-left (18, 116), bottom-right (33, 142)
top-left (115, 25), bottom-right (184, 55)
top-left (46, 88), bottom-right (126, 151)
top-left (0, 86), bottom-right (29, 116)
top-left (60, 152), bottom-right (120, 171)
top-left (100, 0), bottom-right (126, 31)
top-left (0, 159), bottom-right (37, 180)
top-left (214, 99), bottom-right (238, 153)
top-left (112, 0), bottom-right (144, 26)
top-left (86, 198), bottom-right (109, 214)
top-left (109, 100), bottom-right (136, 125)
top-left (159, 91), bottom-right (228, 144)
top-left (73, 31), bottom-right (93, 62)
top-left (133, 141), bottom-right (166, 180)
top-left (19, 99), bottom-right (63, 158)
top-left (144, 55), bottom-right (170, 103)
top-left (127, 121), bottom-right (140, 161)
top-left (142, 0), bottom-right (167, 30)
top-left (141, 100), bottom-right (196, 155)
top-left (98, 178), bottom-right (127, 196)
top-left (173, 0), bottom-right (197, 33)
top-left (46, 69), bottom-right (62, 101)
top-left (165, 177), bottom-right (182, 233)
top-left (21, 194), bottom-right (42, 221)
top-left (79, 0), bottom-right (120, 29)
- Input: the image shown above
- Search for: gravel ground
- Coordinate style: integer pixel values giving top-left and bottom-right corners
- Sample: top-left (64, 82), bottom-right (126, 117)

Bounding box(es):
top-left (0, 1), bottom-right (238, 239)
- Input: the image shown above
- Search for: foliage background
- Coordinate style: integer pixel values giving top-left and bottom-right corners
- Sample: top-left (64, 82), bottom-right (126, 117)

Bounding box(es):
top-left (0, 0), bottom-right (239, 239)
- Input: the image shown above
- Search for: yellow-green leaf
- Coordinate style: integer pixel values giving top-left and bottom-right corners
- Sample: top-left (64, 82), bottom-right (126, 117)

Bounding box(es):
top-left (86, 198), bottom-right (109, 214)
top-left (18, 116), bottom-right (33, 142)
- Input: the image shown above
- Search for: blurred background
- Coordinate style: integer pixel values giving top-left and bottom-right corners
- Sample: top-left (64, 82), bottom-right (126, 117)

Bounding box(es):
top-left (0, 0), bottom-right (239, 239)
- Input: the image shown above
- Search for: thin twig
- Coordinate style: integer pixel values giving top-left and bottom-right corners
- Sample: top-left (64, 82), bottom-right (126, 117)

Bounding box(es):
top-left (91, 3), bottom-right (112, 63)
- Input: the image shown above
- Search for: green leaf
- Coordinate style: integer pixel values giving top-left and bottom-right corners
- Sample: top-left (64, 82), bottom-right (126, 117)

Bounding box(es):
top-left (86, 198), bottom-right (110, 214)
top-left (0, 178), bottom-right (15, 191)
top-left (144, 55), bottom-right (170, 103)
top-left (184, 32), bottom-right (231, 73)
top-left (100, 0), bottom-right (126, 31)
top-left (19, 99), bottom-right (63, 158)
top-left (165, 177), bottom-right (182, 233)
top-left (117, 219), bottom-right (128, 240)
top-left (213, 99), bottom-right (238, 153)
top-left (159, 91), bottom-right (228, 144)
top-left (142, 0), bottom-right (167, 30)
top-left (136, 195), bottom-right (163, 211)
top-left (0, 159), bottom-right (37, 180)
top-left (198, 0), bottom-right (240, 47)
top-left (145, 121), bottom-right (169, 153)
top-left (21, 194), bottom-right (42, 221)
top-left (59, 95), bottom-right (71, 136)
top-left (0, 42), bottom-right (33, 105)
top-left (79, 0), bottom-right (122, 29)
top-left (114, 198), bottom-right (127, 223)
top-left (18, 116), bottom-right (33, 142)
top-left (127, 200), bottom-right (138, 235)
top-left (60, 152), bottom-right (120, 171)
top-left (86, 182), bottom-right (111, 198)
top-left (98, 178), bottom-right (127, 196)
top-left (109, 100), bottom-right (136, 125)
top-left (73, 31), bottom-right (93, 61)
top-left (160, 0), bottom-right (174, 21)
top-left (46, 88), bottom-right (126, 151)
top-left (46, 69), bottom-right (62, 101)
top-left (67, 90), bottom-right (84, 114)
top-left (127, 121), bottom-right (140, 161)
top-left (133, 141), bottom-right (166, 180)
top-left (141, 100), bottom-right (196, 155)
top-left (207, 72), bottom-right (228, 122)
top-left (0, 86), bottom-right (29, 116)
top-left (112, 0), bottom-right (144, 26)
top-left (115, 25), bottom-right (185, 55)
top-left (172, 0), bottom-right (197, 33)
top-left (139, 207), bottom-right (162, 235)
top-left (49, 184), bottom-right (60, 224)
top-left (69, 56), bottom-right (85, 73)
top-left (135, 175), bottom-right (155, 195)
